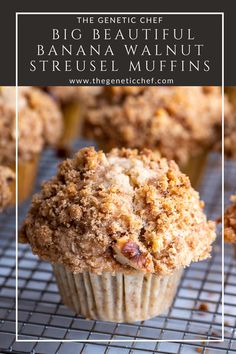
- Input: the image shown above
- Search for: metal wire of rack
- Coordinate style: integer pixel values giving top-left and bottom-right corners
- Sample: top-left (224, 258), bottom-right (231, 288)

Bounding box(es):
top-left (0, 141), bottom-right (235, 354)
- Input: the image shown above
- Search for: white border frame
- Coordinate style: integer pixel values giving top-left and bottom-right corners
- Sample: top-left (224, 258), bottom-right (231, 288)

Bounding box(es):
top-left (15, 11), bottom-right (224, 344)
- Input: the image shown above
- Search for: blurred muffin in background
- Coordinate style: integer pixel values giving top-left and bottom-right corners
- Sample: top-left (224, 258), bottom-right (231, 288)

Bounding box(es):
top-left (84, 86), bottom-right (223, 187)
top-left (0, 166), bottom-right (15, 211)
top-left (45, 86), bottom-right (103, 145)
top-left (0, 86), bottom-right (63, 202)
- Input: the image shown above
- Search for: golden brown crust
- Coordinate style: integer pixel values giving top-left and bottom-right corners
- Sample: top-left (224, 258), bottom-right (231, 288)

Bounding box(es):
top-left (224, 195), bottom-right (236, 243)
top-left (0, 166), bottom-right (15, 211)
top-left (0, 87), bottom-right (63, 164)
top-left (84, 86), bottom-right (222, 164)
top-left (20, 147), bottom-right (216, 275)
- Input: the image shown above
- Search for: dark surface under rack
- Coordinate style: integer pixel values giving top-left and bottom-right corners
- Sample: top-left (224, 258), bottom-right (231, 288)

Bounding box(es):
top-left (0, 141), bottom-right (235, 354)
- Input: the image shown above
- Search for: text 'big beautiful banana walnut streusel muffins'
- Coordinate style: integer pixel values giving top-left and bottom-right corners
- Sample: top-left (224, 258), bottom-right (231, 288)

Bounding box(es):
top-left (20, 147), bottom-right (216, 323)
top-left (0, 86), bottom-right (63, 202)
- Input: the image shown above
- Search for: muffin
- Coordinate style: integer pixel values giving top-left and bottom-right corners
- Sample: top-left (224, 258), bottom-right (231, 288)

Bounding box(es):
top-left (0, 166), bottom-right (15, 211)
top-left (46, 86), bottom-right (103, 145)
top-left (84, 86), bottom-right (223, 187)
top-left (224, 195), bottom-right (236, 257)
top-left (20, 147), bottom-right (216, 323)
top-left (0, 86), bottom-right (63, 202)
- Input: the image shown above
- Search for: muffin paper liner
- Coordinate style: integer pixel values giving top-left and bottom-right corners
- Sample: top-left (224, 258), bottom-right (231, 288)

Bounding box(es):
top-left (60, 102), bottom-right (83, 145)
top-left (225, 86), bottom-right (236, 110)
top-left (10, 154), bottom-right (40, 204)
top-left (181, 150), bottom-right (209, 189)
top-left (53, 264), bottom-right (183, 323)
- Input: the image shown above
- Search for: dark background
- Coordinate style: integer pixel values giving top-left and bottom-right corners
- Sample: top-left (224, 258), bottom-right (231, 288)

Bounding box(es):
top-left (0, 0), bottom-right (235, 85)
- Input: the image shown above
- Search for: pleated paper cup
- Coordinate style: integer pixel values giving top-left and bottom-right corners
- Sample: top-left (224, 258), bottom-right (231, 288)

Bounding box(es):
top-left (10, 154), bottom-right (40, 204)
top-left (60, 102), bottom-right (83, 145)
top-left (225, 87), bottom-right (236, 110)
top-left (180, 150), bottom-right (209, 189)
top-left (53, 264), bottom-right (183, 323)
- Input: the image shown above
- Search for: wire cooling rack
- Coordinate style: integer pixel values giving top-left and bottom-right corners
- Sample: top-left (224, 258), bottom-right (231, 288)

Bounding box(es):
top-left (0, 141), bottom-right (235, 354)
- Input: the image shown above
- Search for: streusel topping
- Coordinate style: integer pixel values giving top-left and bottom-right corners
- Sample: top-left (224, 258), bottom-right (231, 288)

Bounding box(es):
top-left (0, 87), bottom-right (63, 164)
top-left (84, 86), bottom-right (222, 164)
top-left (0, 166), bottom-right (15, 210)
top-left (20, 147), bottom-right (216, 275)
top-left (224, 195), bottom-right (236, 243)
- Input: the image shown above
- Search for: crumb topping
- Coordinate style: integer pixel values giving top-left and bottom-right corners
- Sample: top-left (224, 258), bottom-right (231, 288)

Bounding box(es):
top-left (84, 86), bottom-right (222, 164)
top-left (0, 166), bottom-right (15, 210)
top-left (20, 147), bottom-right (216, 275)
top-left (224, 195), bottom-right (236, 243)
top-left (0, 87), bottom-right (63, 164)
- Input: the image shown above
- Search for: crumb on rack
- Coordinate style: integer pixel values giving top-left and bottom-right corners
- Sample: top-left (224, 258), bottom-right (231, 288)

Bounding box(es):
top-left (198, 303), bottom-right (209, 312)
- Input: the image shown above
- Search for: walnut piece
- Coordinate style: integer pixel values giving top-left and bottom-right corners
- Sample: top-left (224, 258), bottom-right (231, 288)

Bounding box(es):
top-left (113, 237), bottom-right (154, 272)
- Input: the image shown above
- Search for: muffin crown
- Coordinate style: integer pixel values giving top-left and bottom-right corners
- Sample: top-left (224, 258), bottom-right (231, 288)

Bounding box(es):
top-left (20, 147), bottom-right (216, 275)
top-left (0, 87), bottom-right (63, 164)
